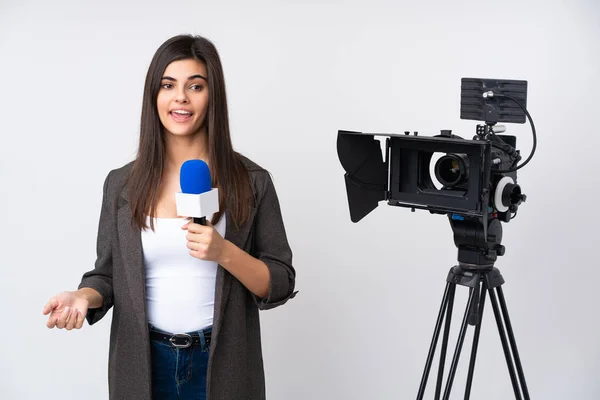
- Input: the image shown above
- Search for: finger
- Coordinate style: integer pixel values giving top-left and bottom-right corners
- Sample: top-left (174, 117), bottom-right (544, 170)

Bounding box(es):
top-left (46, 314), bottom-right (57, 329)
top-left (186, 223), bottom-right (199, 233)
top-left (185, 232), bottom-right (196, 242)
top-left (70, 308), bottom-right (81, 330)
top-left (43, 298), bottom-right (58, 315)
top-left (188, 244), bottom-right (207, 259)
top-left (186, 241), bottom-right (203, 251)
top-left (75, 309), bottom-right (85, 329)
top-left (56, 307), bottom-right (70, 329)
top-left (186, 223), bottom-right (210, 234)
top-left (188, 229), bottom-right (213, 243)
top-left (186, 232), bottom-right (209, 244)
top-left (61, 307), bottom-right (72, 329)
top-left (66, 308), bottom-right (77, 331)
top-left (189, 249), bottom-right (204, 259)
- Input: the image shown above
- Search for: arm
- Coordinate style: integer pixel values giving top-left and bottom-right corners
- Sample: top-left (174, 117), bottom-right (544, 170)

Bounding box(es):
top-left (219, 241), bottom-right (270, 298)
top-left (43, 172), bottom-right (115, 330)
top-left (246, 170), bottom-right (297, 310)
top-left (184, 170), bottom-right (297, 309)
top-left (77, 171), bottom-right (115, 324)
top-left (185, 225), bottom-right (272, 298)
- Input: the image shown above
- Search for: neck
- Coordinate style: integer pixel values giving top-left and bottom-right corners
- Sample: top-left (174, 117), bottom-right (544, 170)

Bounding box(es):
top-left (164, 130), bottom-right (209, 174)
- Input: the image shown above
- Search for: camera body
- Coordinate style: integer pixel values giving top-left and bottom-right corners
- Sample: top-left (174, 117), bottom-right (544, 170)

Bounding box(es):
top-left (390, 127), bottom-right (524, 221)
top-left (337, 127), bottom-right (524, 222)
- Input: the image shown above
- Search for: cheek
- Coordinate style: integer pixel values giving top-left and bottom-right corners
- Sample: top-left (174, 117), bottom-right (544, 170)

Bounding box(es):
top-left (156, 94), bottom-right (170, 124)
top-left (193, 92), bottom-right (209, 112)
top-left (156, 93), bottom-right (170, 114)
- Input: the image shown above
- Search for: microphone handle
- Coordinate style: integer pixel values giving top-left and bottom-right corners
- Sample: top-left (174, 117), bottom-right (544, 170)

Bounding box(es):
top-left (193, 217), bottom-right (207, 226)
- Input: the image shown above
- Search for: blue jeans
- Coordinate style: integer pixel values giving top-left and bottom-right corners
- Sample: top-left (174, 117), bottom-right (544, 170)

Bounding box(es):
top-left (150, 324), bottom-right (211, 400)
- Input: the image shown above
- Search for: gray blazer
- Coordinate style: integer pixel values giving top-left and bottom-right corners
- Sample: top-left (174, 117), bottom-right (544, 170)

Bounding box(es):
top-left (78, 155), bottom-right (297, 399)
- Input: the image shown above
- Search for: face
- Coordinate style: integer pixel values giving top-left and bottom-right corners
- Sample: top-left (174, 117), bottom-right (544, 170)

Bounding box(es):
top-left (157, 59), bottom-right (209, 137)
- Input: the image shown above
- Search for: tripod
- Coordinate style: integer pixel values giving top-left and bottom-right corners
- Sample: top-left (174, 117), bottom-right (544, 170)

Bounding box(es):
top-left (416, 217), bottom-right (531, 400)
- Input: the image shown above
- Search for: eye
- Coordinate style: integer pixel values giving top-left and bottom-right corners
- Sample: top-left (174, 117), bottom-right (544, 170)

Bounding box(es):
top-left (190, 84), bottom-right (204, 91)
top-left (161, 83), bottom-right (173, 89)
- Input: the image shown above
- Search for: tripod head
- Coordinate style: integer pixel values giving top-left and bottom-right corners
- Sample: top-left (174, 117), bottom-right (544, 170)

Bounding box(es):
top-left (449, 215), bottom-right (503, 269)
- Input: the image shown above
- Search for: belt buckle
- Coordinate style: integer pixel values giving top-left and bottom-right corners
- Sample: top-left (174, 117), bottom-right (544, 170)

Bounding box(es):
top-left (169, 333), bottom-right (192, 348)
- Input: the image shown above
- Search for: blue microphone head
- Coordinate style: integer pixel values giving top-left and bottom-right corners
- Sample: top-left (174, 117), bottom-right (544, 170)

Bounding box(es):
top-left (180, 159), bottom-right (212, 194)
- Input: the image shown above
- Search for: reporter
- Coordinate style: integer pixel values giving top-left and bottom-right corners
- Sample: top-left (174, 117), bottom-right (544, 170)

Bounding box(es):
top-left (43, 34), bottom-right (297, 400)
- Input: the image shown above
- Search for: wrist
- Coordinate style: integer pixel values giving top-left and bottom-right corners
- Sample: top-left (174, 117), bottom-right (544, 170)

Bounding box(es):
top-left (74, 289), bottom-right (90, 304)
top-left (75, 288), bottom-right (101, 308)
top-left (218, 240), bottom-right (236, 267)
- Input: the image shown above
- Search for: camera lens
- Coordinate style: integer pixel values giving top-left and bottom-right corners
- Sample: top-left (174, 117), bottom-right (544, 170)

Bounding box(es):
top-left (435, 154), bottom-right (469, 187)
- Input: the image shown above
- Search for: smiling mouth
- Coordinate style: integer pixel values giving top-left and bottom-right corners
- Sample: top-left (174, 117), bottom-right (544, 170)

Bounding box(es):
top-left (170, 110), bottom-right (193, 122)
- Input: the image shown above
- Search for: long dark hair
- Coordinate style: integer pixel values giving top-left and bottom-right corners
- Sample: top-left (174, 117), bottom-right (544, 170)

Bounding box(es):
top-left (129, 34), bottom-right (253, 231)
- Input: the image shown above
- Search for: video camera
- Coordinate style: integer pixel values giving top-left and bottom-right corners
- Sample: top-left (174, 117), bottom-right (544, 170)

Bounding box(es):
top-left (337, 78), bottom-right (536, 267)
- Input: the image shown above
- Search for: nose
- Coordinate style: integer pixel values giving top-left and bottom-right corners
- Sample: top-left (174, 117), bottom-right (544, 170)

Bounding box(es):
top-left (175, 87), bottom-right (188, 104)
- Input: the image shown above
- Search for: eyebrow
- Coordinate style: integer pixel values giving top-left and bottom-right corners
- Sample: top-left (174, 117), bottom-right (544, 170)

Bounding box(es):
top-left (161, 74), bottom-right (207, 82)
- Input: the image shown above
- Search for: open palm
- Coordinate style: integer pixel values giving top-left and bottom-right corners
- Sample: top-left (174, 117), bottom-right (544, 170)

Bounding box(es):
top-left (43, 291), bottom-right (89, 330)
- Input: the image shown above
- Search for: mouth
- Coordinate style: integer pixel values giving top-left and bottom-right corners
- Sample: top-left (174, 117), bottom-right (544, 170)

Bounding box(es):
top-left (169, 109), bottom-right (194, 123)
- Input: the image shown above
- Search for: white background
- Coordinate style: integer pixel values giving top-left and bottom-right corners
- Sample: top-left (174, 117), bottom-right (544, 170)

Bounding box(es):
top-left (1, 0), bottom-right (599, 399)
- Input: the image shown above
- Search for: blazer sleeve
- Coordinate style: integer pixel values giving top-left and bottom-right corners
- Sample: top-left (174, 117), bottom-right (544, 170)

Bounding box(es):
top-left (78, 171), bottom-right (115, 325)
top-left (251, 171), bottom-right (298, 310)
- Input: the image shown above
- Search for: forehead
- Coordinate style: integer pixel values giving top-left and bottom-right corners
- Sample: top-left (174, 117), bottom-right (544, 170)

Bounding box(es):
top-left (162, 59), bottom-right (207, 78)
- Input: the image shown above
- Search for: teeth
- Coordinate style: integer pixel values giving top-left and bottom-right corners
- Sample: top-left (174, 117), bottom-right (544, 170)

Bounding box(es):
top-left (172, 110), bottom-right (192, 115)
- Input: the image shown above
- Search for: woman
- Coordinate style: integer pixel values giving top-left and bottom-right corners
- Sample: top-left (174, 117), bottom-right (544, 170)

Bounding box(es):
top-left (42, 34), bottom-right (297, 400)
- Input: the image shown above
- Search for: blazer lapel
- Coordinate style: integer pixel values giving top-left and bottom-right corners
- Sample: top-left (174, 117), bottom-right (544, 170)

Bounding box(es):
top-left (117, 187), bottom-right (148, 336)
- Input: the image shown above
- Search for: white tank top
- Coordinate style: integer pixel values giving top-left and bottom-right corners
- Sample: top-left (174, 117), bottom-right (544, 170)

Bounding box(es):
top-left (141, 214), bottom-right (226, 333)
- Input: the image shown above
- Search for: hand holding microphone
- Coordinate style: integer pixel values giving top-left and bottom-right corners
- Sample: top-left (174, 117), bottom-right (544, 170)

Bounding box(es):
top-left (182, 219), bottom-right (227, 262)
top-left (176, 159), bottom-right (227, 262)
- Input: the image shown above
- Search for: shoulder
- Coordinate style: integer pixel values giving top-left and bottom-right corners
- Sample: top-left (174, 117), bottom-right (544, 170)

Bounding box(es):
top-left (108, 160), bottom-right (135, 180)
top-left (236, 153), bottom-right (276, 194)
top-left (100, 160), bottom-right (135, 201)
top-left (235, 153), bottom-right (286, 217)
top-left (237, 152), bottom-right (266, 174)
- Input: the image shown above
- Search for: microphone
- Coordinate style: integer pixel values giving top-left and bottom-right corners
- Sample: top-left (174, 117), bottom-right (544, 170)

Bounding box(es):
top-left (175, 159), bottom-right (219, 226)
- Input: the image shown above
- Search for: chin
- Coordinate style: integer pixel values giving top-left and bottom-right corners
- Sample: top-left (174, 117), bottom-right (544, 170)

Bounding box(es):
top-left (167, 129), bottom-right (194, 137)
top-left (164, 125), bottom-right (205, 137)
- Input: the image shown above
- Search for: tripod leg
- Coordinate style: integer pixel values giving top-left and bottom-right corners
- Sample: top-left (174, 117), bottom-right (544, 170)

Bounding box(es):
top-left (497, 286), bottom-right (531, 400)
top-left (417, 282), bottom-right (455, 400)
top-left (441, 285), bottom-right (478, 400)
top-left (467, 279), bottom-right (480, 326)
top-left (464, 280), bottom-right (487, 399)
top-left (434, 284), bottom-right (456, 400)
top-left (485, 275), bottom-right (523, 400)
